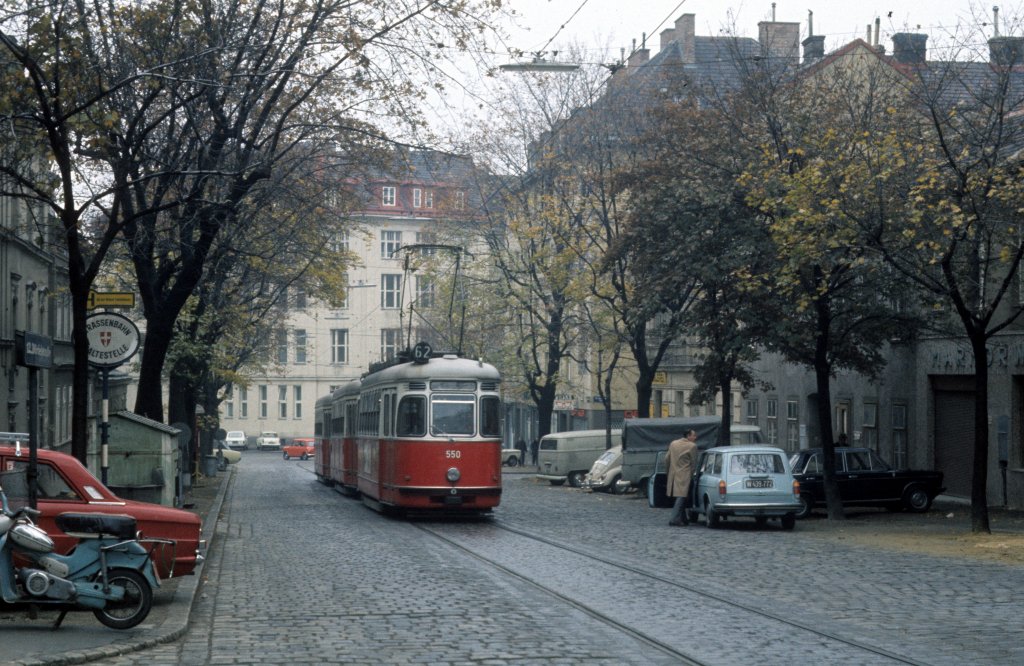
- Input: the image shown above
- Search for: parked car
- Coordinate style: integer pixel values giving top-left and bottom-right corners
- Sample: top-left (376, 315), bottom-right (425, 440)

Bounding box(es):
top-left (536, 429), bottom-right (620, 487)
top-left (282, 438), bottom-right (315, 460)
top-left (256, 431), bottom-right (280, 451)
top-left (584, 445), bottom-right (626, 493)
top-left (789, 447), bottom-right (945, 518)
top-left (224, 430), bottom-right (247, 450)
top-left (0, 444), bottom-right (203, 578)
top-left (216, 442), bottom-right (242, 469)
top-left (501, 447), bottom-right (522, 467)
top-left (687, 445), bottom-right (801, 529)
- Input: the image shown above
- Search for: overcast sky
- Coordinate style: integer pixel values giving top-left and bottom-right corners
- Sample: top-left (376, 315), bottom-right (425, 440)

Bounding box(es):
top-left (498, 1), bottom-right (1024, 61)
top-left (426, 1), bottom-right (1024, 143)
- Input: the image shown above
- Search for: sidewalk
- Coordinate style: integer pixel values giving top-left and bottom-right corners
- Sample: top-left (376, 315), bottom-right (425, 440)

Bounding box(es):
top-left (0, 466), bottom-right (232, 666)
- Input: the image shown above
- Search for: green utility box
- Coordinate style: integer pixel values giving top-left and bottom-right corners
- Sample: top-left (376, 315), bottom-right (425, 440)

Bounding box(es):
top-left (98, 411), bottom-right (181, 506)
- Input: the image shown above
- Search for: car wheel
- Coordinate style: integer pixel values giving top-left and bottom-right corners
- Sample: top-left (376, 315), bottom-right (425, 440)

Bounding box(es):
top-left (507, 457), bottom-right (519, 467)
top-left (781, 513), bottom-right (796, 530)
top-left (301, 453), bottom-right (309, 461)
top-left (283, 452), bottom-right (289, 460)
top-left (795, 494), bottom-right (813, 519)
top-left (903, 486), bottom-right (932, 513)
top-left (549, 479), bottom-right (565, 486)
top-left (704, 498), bottom-right (719, 528)
top-left (610, 475), bottom-right (626, 495)
top-left (567, 471), bottom-right (586, 488)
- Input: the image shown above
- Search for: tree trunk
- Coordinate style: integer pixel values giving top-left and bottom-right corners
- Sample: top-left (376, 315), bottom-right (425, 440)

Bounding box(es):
top-left (718, 375), bottom-right (733, 445)
top-left (133, 307), bottom-right (177, 422)
top-left (970, 334), bottom-right (992, 533)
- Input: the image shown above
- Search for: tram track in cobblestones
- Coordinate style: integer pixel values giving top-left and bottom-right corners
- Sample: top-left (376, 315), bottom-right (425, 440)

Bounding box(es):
top-left (416, 519), bottom-right (932, 666)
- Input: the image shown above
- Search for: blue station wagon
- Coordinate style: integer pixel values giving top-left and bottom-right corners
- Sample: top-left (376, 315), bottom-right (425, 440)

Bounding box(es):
top-left (687, 446), bottom-right (801, 529)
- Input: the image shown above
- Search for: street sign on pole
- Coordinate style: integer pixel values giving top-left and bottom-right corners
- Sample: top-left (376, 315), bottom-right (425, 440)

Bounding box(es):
top-left (86, 312), bottom-right (140, 484)
top-left (86, 290), bottom-right (136, 310)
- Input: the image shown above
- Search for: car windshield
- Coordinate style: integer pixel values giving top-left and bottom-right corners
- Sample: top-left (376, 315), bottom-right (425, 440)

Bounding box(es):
top-left (430, 394), bottom-right (474, 436)
top-left (729, 453), bottom-right (785, 474)
top-left (597, 449), bottom-right (618, 464)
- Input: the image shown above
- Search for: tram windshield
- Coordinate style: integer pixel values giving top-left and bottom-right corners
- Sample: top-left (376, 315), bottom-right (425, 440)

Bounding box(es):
top-left (430, 394), bottom-right (474, 436)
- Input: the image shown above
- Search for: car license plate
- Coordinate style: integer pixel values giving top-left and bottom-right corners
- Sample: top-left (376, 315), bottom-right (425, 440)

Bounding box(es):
top-left (745, 479), bottom-right (773, 489)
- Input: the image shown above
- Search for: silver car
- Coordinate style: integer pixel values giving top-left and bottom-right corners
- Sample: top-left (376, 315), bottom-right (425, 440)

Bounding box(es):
top-left (688, 446), bottom-right (801, 529)
top-left (584, 445), bottom-right (626, 493)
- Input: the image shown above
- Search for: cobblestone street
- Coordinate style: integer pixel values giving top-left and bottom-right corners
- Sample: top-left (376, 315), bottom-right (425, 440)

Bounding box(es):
top-left (102, 453), bottom-right (1024, 665)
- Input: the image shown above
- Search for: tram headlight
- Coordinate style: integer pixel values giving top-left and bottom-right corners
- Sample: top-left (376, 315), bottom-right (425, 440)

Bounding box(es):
top-left (446, 467), bottom-right (461, 483)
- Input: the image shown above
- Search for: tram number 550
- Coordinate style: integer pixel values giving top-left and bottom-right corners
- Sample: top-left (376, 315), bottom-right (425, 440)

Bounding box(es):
top-left (445, 450), bottom-right (461, 459)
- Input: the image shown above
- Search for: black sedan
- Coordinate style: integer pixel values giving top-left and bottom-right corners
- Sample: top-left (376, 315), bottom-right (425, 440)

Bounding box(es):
top-left (789, 447), bottom-right (945, 518)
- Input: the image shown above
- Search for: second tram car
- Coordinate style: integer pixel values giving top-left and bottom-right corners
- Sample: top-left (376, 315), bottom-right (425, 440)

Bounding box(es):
top-left (315, 346), bottom-right (502, 514)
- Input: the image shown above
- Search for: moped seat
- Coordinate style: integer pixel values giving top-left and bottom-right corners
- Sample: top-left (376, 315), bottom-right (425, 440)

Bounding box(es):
top-left (55, 513), bottom-right (137, 540)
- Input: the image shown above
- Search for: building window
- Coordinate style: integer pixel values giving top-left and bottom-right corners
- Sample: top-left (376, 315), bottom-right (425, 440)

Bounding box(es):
top-left (688, 390), bottom-right (701, 417)
top-left (381, 328), bottom-right (402, 362)
top-left (240, 387), bottom-right (248, 418)
top-left (382, 186), bottom-right (396, 206)
top-left (381, 274), bottom-right (402, 309)
top-left (413, 188), bottom-right (422, 207)
top-left (278, 386), bottom-right (288, 419)
top-left (424, 190), bottom-right (433, 208)
top-left (226, 399), bottom-right (234, 419)
top-left (416, 276), bottom-right (435, 309)
top-left (892, 404), bottom-right (908, 468)
top-left (766, 398), bottom-right (778, 446)
top-left (331, 229), bottom-right (349, 253)
top-left (293, 385), bottom-right (302, 419)
top-left (416, 231), bottom-right (437, 255)
top-left (862, 401), bottom-right (878, 452)
top-left (786, 400), bottom-right (799, 451)
top-left (294, 329), bottom-right (307, 364)
top-left (259, 385), bottom-right (268, 419)
top-left (745, 398), bottom-right (758, 425)
top-left (381, 230), bottom-right (402, 258)
top-left (277, 329), bottom-right (288, 363)
top-left (331, 329), bottom-right (348, 364)
top-left (295, 287), bottom-right (307, 309)
top-left (454, 190), bottom-right (465, 210)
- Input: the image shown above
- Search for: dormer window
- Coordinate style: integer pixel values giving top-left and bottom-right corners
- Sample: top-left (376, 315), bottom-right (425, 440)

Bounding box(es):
top-left (382, 186), bottom-right (396, 206)
top-left (413, 188), bottom-right (422, 208)
top-left (454, 190), bottom-right (465, 210)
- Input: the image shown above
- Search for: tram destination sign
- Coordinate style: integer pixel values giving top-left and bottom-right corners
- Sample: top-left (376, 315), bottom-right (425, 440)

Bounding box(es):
top-left (86, 312), bottom-right (140, 367)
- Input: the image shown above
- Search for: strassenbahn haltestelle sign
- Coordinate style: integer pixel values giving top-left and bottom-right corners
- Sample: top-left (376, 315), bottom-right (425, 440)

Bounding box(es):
top-left (86, 312), bottom-right (140, 367)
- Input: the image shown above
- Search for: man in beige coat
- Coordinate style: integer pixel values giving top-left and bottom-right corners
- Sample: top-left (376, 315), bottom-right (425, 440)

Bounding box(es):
top-left (667, 429), bottom-right (699, 526)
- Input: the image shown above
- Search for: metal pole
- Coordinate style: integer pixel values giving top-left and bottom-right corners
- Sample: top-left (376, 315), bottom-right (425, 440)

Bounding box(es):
top-left (101, 367), bottom-right (110, 485)
top-left (28, 367), bottom-right (38, 509)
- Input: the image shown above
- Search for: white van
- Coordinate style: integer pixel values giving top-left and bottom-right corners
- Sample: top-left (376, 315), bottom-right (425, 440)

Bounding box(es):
top-left (536, 429), bottom-right (621, 488)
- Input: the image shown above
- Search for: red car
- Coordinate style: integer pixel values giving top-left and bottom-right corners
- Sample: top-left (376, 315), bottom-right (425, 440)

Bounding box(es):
top-left (282, 438), bottom-right (315, 460)
top-left (0, 445), bottom-right (203, 578)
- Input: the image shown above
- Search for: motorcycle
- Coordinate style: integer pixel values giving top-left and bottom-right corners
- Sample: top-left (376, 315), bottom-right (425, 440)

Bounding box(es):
top-left (0, 476), bottom-right (167, 629)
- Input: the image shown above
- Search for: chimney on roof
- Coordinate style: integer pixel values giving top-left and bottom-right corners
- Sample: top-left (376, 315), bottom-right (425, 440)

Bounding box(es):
top-left (892, 33), bottom-right (928, 65)
top-left (802, 11), bottom-right (824, 63)
top-left (628, 35), bottom-right (649, 69)
top-left (677, 14), bottom-right (695, 64)
top-left (989, 35), bottom-right (1024, 68)
top-left (660, 27), bottom-right (675, 51)
top-left (759, 20), bottom-right (800, 66)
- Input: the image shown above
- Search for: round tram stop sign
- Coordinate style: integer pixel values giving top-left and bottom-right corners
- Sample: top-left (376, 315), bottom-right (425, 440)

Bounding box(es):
top-left (86, 312), bottom-right (141, 368)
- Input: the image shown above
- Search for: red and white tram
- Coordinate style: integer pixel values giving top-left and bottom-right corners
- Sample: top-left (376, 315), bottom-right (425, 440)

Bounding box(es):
top-left (315, 345), bottom-right (503, 514)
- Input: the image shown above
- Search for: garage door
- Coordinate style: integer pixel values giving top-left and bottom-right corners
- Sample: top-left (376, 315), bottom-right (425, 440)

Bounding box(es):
top-left (933, 386), bottom-right (974, 498)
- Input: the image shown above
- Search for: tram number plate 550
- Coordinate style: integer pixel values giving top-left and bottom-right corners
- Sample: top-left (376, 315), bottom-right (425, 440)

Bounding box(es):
top-left (445, 450), bottom-right (462, 459)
